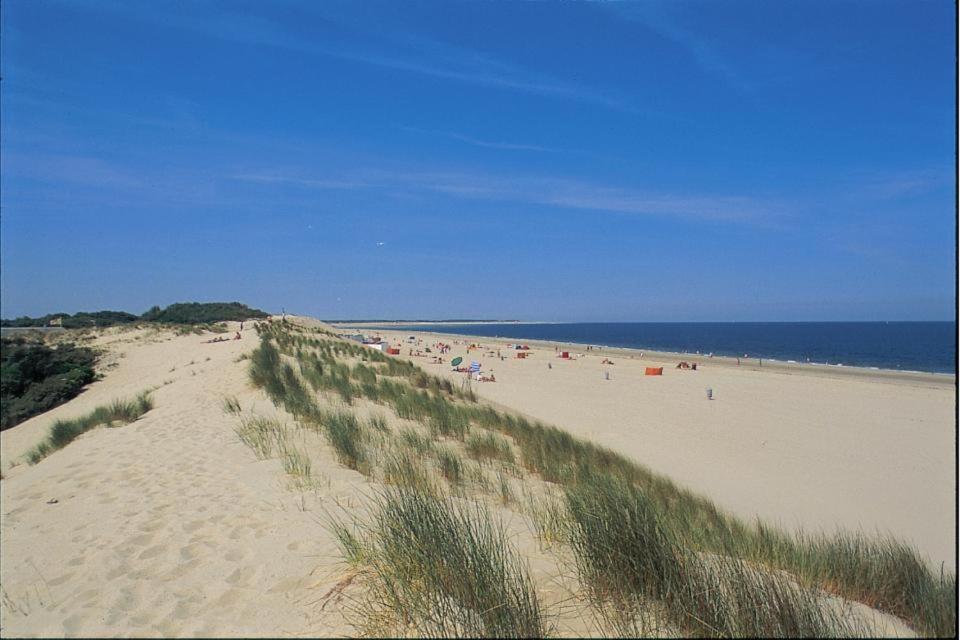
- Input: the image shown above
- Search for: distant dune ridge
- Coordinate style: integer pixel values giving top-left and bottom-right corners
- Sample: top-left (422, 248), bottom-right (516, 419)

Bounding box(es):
top-left (0, 315), bottom-right (954, 637)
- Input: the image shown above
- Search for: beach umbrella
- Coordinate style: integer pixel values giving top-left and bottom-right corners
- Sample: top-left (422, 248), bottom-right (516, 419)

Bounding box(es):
top-left (451, 356), bottom-right (463, 367)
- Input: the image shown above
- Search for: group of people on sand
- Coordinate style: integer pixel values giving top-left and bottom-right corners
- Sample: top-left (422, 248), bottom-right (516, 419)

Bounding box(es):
top-left (204, 332), bottom-right (242, 344)
top-left (204, 324), bottom-right (243, 344)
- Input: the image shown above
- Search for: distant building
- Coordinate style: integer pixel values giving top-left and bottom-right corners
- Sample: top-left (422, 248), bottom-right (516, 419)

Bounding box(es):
top-left (49, 317), bottom-right (63, 327)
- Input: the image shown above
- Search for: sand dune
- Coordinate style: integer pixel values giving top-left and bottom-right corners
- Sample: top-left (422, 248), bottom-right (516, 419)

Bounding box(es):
top-left (1, 322), bottom-right (363, 637)
top-left (0, 318), bottom-right (948, 636)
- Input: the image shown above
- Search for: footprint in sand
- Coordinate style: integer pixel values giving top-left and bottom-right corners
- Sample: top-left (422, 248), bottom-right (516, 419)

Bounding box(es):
top-left (105, 561), bottom-right (133, 580)
top-left (208, 587), bottom-right (244, 611)
top-left (128, 611), bottom-right (154, 626)
top-left (225, 565), bottom-right (257, 587)
top-left (179, 543), bottom-right (205, 561)
top-left (171, 599), bottom-right (198, 620)
top-left (182, 519), bottom-right (205, 533)
top-left (62, 612), bottom-right (91, 634)
top-left (267, 576), bottom-right (302, 593)
top-left (47, 572), bottom-right (75, 587)
top-left (161, 558), bottom-right (201, 581)
top-left (224, 549), bottom-right (245, 562)
top-left (128, 532), bottom-right (155, 547)
top-left (137, 544), bottom-right (167, 560)
top-left (137, 519), bottom-right (165, 533)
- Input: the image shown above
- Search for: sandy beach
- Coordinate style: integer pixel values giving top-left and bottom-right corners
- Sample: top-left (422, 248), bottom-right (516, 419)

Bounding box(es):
top-left (344, 326), bottom-right (957, 568)
top-left (0, 318), bottom-right (951, 636)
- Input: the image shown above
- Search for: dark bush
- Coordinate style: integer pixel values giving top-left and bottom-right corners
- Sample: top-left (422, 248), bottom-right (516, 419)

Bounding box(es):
top-left (1, 338), bottom-right (97, 430)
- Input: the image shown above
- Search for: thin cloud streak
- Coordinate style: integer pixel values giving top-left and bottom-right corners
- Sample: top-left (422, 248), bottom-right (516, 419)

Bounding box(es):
top-left (5, 153), bottom-right (144, 189)
top-left (403, 127), bottom-right (559, 152)
top-left (606, 3), bottom-right (751, 92)
top-left (233, 168), bottom-right (786, 224)
top-left (53, 0), bottom-right (635, 113)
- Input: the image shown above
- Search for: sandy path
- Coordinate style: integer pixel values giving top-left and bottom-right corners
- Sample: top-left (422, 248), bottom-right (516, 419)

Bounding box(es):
top-left (1, 325), bottom-right (362, 637)
top-left (368, 329), bottom-right (956, 568)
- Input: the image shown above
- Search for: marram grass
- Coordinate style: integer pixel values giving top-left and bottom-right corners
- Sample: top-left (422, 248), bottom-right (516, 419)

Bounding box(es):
top-left (28, 391), bottom-right (153, 464)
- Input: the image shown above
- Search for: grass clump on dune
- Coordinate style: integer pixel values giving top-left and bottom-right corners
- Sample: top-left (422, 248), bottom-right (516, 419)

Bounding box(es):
top-left (28, 391), bottom-right (153, 464)
top-left (737, 524), bottom-right (958, 637)
top-left (221, 395), bottom-right (242, 414)
top-left (235, 415), bottom-right (287, 460)
top-left (382, 450), bottom-right (440, 496)
top-left (319, 410), bottom-right (367, 471)
top-left (278, 439), bottom-right (313, 487)
top-left (435, 447), bottom-right (464, 486)
top-left (465, 429), bottom-right (515, 465)
top-left (399, 427), bottom-right (437, 457)
top-left (332, 487), bottom-right (545, 638)
top-left (562, 473), bottom-right (859, 637)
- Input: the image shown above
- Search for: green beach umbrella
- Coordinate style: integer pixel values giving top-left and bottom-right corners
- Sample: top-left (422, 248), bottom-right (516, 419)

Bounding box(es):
top-left (451, 356), bottom-right (463, 367)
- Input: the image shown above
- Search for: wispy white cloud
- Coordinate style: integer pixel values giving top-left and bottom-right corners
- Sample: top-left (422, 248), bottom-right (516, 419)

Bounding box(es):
top-left (232, 173), bottom-right (374, 191)
top-left (232, 167), bottom-right (786, 224)
top-left (5, 153), bottom-right (143, 189)
top-left (52, 0), bottom-right (634, 112)
top-left (605, 2), bottom-right (750, 92)
top-left (402, 127), bottom-right (559, 152)
top-left (856, 168), bottom-right (952, 200)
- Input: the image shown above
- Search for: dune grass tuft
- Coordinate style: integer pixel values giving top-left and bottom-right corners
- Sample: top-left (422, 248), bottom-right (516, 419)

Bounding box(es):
top-left (221, 395), bottom-right (242, 414)
top-left (562, 472), bottom-right (859, 637)
top-left (435, 447), bottom-right (464, 486)
top-left (28, 391), bottom-right (153, 464)
top-left (338, 487), bottom-right (545, 637)
top-left (278, 439), bottom-right (313, 487)
top-left (465, 429), bottom-right (515, 465)
top-left (320, 410), bottom-right (367, 470)
top-left (382, 450), bottom-right (440, 496)
top-left (235, 415), bottom-right (286, 460)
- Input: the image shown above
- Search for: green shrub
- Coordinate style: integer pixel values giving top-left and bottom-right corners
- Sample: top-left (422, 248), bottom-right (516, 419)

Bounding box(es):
top-left (1, 338), bottom-right (97, 430)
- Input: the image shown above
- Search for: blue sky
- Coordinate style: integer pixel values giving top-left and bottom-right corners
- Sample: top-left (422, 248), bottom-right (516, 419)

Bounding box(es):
top-left (1, 0), bottom-right (955, 321)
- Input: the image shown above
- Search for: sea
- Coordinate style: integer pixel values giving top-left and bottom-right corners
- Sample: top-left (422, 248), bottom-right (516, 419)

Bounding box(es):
top-left (371, 322), bottom-right (956, 375)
